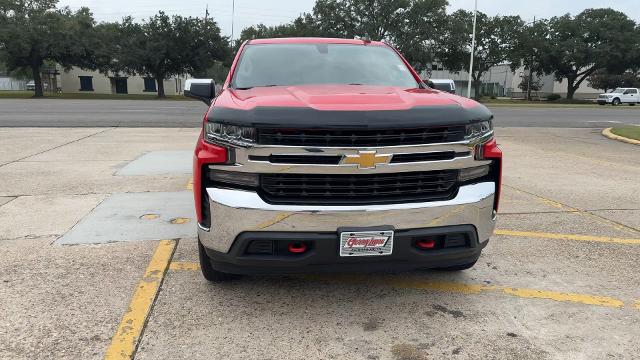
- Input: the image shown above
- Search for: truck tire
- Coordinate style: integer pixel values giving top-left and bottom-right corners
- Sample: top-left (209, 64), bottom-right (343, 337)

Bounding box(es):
top-left (612, 98), bottom-right (621, 106)
top-left (198, 240), bottom-right (238, 282)
top-left (436, 260), bottom-right (477, 271)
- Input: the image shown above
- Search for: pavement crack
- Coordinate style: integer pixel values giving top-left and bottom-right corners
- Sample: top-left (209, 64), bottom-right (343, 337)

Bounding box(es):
top-left (504, 184), bottom-right (640, 235)
top-left (0, 127), bottom-right (116, 170)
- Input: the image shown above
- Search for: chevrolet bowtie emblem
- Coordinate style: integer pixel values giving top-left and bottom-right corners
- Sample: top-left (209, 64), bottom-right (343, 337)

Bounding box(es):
top-left (340, 151), bottom-right (392, 169)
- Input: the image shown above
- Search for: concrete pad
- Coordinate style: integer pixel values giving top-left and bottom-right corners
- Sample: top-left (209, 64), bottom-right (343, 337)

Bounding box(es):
top-left (116, 151), bottom-right (192, 175)
top-left (25, 128), bottom-right (199, 162)
top-left (497, 211), bottom-right (639, 238)
top-left (499, 186), bottom-right (565, 214)
top-left (0, 160), bottom-right (189, 196)
top-left (0, 238), bottom-right (158, 360)
top-left (0, 128), bottom-right (106, 165)
top-left (0, 196), bottom-right (15, 207)
top-left (498, 128), bottom-right (640, 211)
top-left (0, 194), bottom-right (107, 240)
top-left (591, 210), bottom-right (640, 232)
top-left (57, 192), bottom-right (195, 244)
top-left (137, 268), bottom-right (639, 360)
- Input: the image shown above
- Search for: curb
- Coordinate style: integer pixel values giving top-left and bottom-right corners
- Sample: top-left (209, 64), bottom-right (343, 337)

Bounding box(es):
top-left (602, 128), bottom-right (640, 146)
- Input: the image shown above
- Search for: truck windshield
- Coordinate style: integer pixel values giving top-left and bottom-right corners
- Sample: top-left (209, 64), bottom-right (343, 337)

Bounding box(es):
top-left (232, 43), bottom-right (419, 89)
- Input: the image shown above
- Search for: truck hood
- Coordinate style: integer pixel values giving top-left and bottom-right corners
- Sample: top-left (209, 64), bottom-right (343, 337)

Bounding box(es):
top-left (208, 85), bottom-right (492, 129)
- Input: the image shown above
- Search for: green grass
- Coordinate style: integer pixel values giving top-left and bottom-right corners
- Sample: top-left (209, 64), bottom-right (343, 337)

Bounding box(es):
top-left (0, 90), bottom-right (194, 101)
top-left (611, 126), bottom-right (640, 141)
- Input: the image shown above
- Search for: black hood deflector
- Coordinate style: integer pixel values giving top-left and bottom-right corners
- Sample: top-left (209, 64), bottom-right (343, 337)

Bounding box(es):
top-left (208, 105), bottom-right (493, 129)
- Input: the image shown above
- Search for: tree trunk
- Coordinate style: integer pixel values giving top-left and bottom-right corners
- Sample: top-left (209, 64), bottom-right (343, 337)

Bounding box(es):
top-left (566, 79), bottom-right (576, 100)
top-left (473, 76), bottom-right (481, 101)
top-left (156, 77), bottom-right (165, 97)
top-left (31, 64), bottom-right (43, 97)
top-left (526, 73), bottom-right (533, 101)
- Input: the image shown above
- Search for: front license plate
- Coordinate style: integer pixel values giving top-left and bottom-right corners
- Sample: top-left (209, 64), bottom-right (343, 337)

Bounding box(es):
top-left (340, 230), bottom-right (394, 257)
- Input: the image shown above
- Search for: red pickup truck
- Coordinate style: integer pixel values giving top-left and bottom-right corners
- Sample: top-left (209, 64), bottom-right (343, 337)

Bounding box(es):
top-left (185, 38), bottom-right (501, 281)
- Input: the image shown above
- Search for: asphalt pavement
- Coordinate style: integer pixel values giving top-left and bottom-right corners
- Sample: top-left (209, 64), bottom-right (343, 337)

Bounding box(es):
top-left (1, 99), bottom-right (639, 128)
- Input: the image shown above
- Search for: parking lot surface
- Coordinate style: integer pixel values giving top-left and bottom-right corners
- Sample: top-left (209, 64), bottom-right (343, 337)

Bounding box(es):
top-left (1, 123), bottom-right (639, 359)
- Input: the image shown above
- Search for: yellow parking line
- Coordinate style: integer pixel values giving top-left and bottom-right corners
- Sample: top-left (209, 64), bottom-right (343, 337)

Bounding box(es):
top-left (494, 229), bottom-right (640, 245)
top-left (308, 274), bottom-right (625, 309)
top-left (104, 240), bottom-right (177, 360)
top-left (186, 178), bottom-right (193, 190)
top-left (169, 261), bottom-right (201, 271)
top-left (635, 301), bottom-right (640, 310)
top-left (169, 262), bottom-right (627, 309)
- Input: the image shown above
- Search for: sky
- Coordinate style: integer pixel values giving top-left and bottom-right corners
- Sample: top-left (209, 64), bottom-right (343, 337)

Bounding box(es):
top-left (58, 0), bottom-right (640, 40)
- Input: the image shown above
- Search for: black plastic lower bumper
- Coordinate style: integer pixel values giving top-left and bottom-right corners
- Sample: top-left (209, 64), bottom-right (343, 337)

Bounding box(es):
top-left (203, 225), bottom-right (487, 275)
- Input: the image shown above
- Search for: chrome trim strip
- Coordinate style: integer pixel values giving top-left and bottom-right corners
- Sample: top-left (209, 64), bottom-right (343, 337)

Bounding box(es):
top-left (208, 182), bottom-right (493, 212)
top-left (211, 133), bottom-right (494, 174)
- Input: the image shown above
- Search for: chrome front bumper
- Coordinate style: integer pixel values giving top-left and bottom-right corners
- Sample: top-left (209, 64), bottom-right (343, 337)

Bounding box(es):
top-left (198, 182), bottom-right (497, 253)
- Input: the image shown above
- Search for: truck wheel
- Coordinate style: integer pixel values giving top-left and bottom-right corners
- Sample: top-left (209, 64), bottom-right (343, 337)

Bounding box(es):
top-left (198, 240), bottom-right (238, 282)
top-left (437, 260), bottom-right (477, 271)
top-left (612, 98), bottom-right (621, 106)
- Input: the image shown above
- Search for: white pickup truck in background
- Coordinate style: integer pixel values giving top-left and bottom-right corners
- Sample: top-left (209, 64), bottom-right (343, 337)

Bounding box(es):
top-left (597, 88), bottom-right (639, 106)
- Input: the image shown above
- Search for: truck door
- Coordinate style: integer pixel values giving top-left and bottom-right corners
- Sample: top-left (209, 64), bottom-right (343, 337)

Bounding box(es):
top-left (625, 89), bottom-right (638, 103)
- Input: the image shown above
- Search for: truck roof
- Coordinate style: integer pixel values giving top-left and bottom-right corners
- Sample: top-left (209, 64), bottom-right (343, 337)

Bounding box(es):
top-left (247, 37), bottom-right (387, 46)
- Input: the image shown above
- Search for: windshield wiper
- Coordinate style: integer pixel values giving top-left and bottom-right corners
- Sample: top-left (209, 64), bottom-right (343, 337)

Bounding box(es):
top-left (234, 84), bottom-right (281, 90)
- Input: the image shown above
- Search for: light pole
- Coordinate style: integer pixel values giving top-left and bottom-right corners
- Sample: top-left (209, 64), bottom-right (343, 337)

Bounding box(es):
top-left (467, 0), bottom-right (478, 98)
top-left (231, 0), bottom-right (236, 45)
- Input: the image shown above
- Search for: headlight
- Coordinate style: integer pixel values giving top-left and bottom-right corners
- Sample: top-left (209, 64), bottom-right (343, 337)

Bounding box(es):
top-left (204, 122), bottom-right (256, 146)
top-left (465, 120), bottom-right (493, 139)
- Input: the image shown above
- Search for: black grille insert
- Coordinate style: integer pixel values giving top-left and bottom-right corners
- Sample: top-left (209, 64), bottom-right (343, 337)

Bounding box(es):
top-left (260, 170), bottom-right (459, 205)
top-left (258, 126), bottom-right (466, 147)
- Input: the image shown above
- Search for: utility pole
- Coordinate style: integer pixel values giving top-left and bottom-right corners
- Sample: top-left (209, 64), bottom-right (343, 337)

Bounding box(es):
top-left (231, 0), bottom-right (236, 45)
top-left (526, 17), bottom-right (535, 101)
top-left (204, 4), bottom-right (209, 23)
top-left (467, 0), bottom-right (478, 98)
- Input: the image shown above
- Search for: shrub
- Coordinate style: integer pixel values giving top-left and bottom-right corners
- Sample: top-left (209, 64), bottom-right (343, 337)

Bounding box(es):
top-left (546, 94), bottom-right (562, 101)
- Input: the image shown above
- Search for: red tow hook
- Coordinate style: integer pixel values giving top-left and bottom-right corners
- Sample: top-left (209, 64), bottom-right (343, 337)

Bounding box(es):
top-left (288, 242), bottom-right (308, 254)
top-left (416, 239), bottom-right (436, 249)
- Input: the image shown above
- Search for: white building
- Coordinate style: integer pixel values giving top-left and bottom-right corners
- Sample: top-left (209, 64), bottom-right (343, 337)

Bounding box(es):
top-left (59, 67), bottom-right (188, 96)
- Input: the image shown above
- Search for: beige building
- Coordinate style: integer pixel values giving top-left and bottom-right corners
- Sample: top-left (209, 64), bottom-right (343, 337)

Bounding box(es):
top-left (60, 67), bottom-right (188, 96)
top-left (426, 63), bottom-right (603, 100)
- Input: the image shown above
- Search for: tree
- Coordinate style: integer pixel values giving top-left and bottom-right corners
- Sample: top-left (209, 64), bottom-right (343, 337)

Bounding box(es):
top-left (0, 0), bottom-right (97, 97)
top-left (587, 70), bottom-right (640, 92)
top-left (437, 10), bottom-right (523, 99)
top-left (540, 9), bottom-right (637, 99)
top-left (311, 0), bottom-right (448, 72)
top-left (508, 19), bottom-right (550, 100)
top-left (518, 73), bottom-right (543, 93)
top-left (237, 14), bottom-right (320, 47)
top-left (101, 12), bottom-right (228, 97)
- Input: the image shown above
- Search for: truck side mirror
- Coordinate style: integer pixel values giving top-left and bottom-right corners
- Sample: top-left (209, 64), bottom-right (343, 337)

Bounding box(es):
top-left (185, 79), bottom-right (216, 105)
